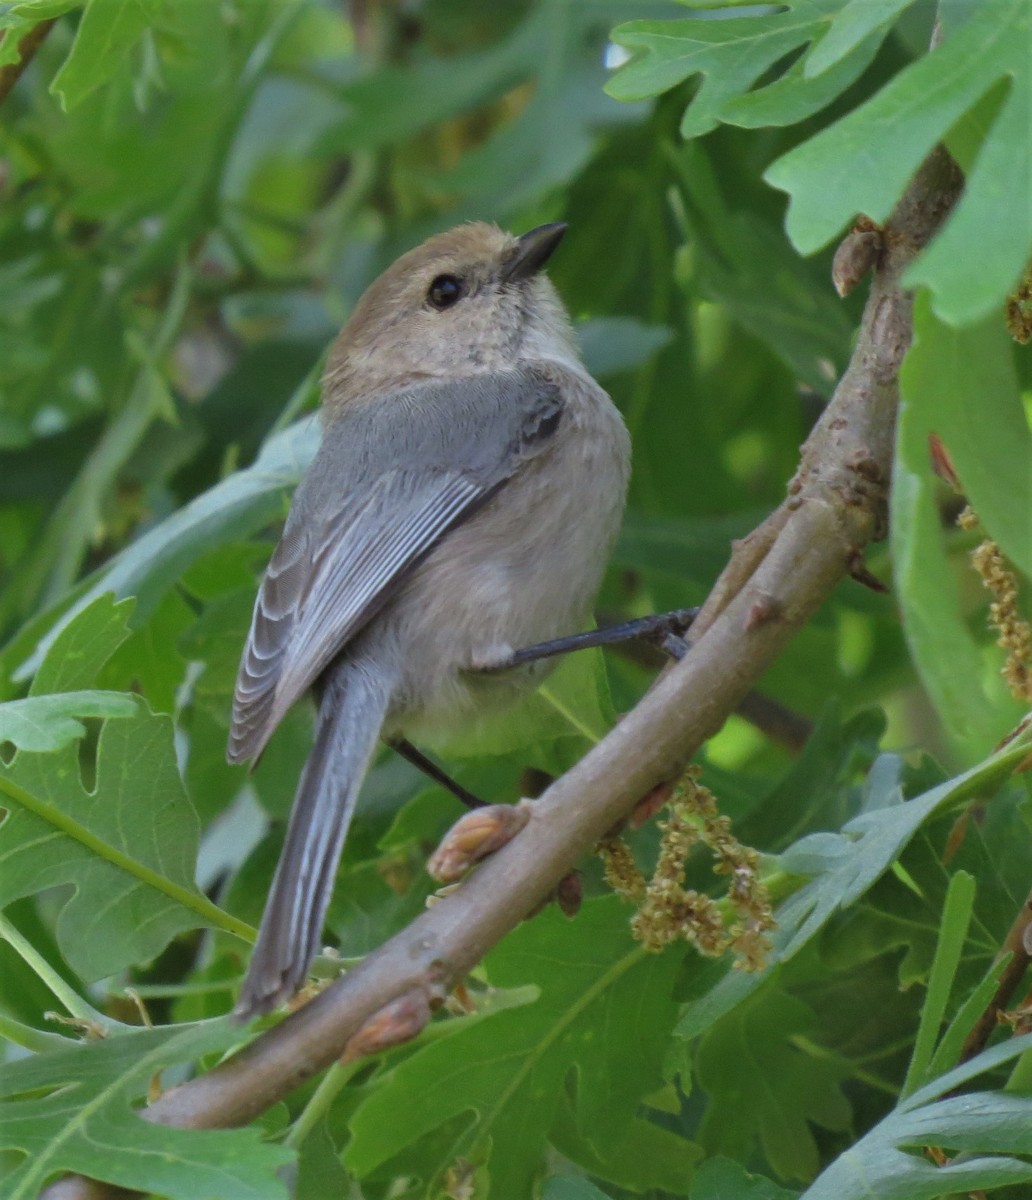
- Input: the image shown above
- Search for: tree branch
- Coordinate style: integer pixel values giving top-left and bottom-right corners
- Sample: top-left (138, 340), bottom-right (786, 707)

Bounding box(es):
top-left (41, 146), bottom-right (963, 1198)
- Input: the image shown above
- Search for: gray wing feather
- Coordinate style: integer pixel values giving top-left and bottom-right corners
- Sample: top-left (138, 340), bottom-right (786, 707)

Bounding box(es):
top-left (228, 369), bottom-right (562, 765)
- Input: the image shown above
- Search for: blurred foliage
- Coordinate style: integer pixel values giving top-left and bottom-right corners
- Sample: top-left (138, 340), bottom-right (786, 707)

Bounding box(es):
top-left (0, 1), bottom-right (1031, 1197)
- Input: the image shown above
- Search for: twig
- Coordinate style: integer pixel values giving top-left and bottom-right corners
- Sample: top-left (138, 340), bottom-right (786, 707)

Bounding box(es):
top-left (959, 886), bottom-right (1032, 1064)
top-left (734, 691), bottom-right (813, 755)
top-left (41, 145), bottom-right (963, 1197)
top-left (0, 18), bottom-right (56, 107)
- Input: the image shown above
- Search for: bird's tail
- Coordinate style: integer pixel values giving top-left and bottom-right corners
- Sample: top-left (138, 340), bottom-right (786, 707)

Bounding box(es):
top-left (234, 659), bottom-right (392, 1021)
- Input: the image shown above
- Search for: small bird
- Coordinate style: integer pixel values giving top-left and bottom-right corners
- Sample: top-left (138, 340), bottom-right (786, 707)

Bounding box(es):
top-left (228, 222), bottom-right (630, 1020)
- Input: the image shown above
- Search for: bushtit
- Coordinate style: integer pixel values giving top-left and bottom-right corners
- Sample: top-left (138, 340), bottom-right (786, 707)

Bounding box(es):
top-left (228, 221), bottom-right (630, 1020)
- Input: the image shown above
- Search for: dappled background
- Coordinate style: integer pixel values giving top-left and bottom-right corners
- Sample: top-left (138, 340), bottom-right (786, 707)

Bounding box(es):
top-left (2, 2), bottom-right (1032, 1197)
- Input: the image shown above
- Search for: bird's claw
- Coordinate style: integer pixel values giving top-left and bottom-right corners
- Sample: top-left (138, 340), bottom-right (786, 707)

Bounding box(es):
top-left (644, 608), bottom-right (697, 660)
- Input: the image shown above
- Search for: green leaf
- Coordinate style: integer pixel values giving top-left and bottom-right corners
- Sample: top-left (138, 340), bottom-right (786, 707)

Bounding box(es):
top-left (30, 594), bottom-right (135, 696)
top-left (437, 645), bottom-right (615, 767)
top-left (327, 856), bottom-right (435, 957)
top-left (607, 1), bottom-right (852, 138)
top-left (719, 24), bottom-right (883, 130)
top-left (892, 296), bottom-right (1027, 758)
top-left (13, 293), bottom-right (188, 617)
top-left (428, 3), bottom-right (645, 217)
top-left (0, 706), bottom-right (235, 980)
top-left (178, 587), bottom-right (256, 721)
top-left (803, 0), bottom-right (919, 78)
top-left (16, 418), bottom-right (317, 682)
top-left (0, 3), bottom-right (82, 69)
top-left (613, 509), bottom-right (759, 591)
top-left (5, 1), bottom-right (84, 16)
top-left (697, 990), bottom-right (850, 1181)
top-left (295, 1118), bottom-right (352, 1200)
top-left (670, 144), bottom-right (854, 392)
top-left (344, 899), bottom-right (685, 1196)
top-left (736, 704), bottom-right (883, 852)
top-left (679, 730), bottom-right (1032, 1038)
top-left (908, 1028), bottom-right (1032, 1106)
top-left (0, 691), bottom-right (136, 752)
top-left (925, 957), bottom-right (1010, 1084)
top-left (0, 601), bottom-right (248, 979)
top-left (322, 13), bottom-right (539, 153)
top-left (576, 317), bottom-right (673, 379)
top-left (0, 592), bottom-right (139, 751)
top-left (766, 0), bottom-right (1032, 324)
top-left (905, 74), bottom-right (1031, 323)
top-left (50, 0), bottom-right (165, 111)
top-left (0, 18), bottom-right (35, 69)
top-left (327, 3), bottom-right (642, 219)
top-left (802, 1033), bottom-right (1032, 1200)
top-left (887, 490), bottom-right (993, 759)
top-left (0, 1020), bottom-right (291, 1200)
top-left (901, 870), bottom-right (975, 1097)
top-left (98, 588), bottom-right (195, 715)
top-left (903, 299), bottom-right (1032, 579)
top-left (550, 1090), bottom-right (703, 1193)
top-left (691, 1156), bottom-right (799, 1199)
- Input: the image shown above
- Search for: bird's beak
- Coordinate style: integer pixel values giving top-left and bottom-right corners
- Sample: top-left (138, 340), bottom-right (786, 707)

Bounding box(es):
top-left (500, 222), bottom-right (567, 283)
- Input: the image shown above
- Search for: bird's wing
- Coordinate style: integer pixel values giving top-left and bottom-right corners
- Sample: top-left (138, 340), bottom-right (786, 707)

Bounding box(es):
top-left (227, 369), bottom-right (564, 765)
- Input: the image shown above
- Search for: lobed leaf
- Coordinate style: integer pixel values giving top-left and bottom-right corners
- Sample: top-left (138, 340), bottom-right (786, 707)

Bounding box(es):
top-left (697, 990), bottom-right (850, 1180)
top-left (0, 598), bottom-right (243, 981)
top-left (803, 0), bottom-right (919, 79)
top-left (607, 1), bottom-right (852, 139)
top-left (550, 1092), bottom-right (702, 1193)
top-left (438, 645), bottom-right (615, 767)
top-left (0, 1020), bottom-right (290, 1200)
top-left (0, 2), bottom-right (83, 70)
top-left (690, 1156), bottom-right (800, 1199)
top-left (720, 24), bottom-right (883, 130)
top-left (607, 0), bottom-right (1029, 325)
top-left (345, 899), bottom-right (687, 1195)
top-left (0, 691), bottom-right (136, 753)
top-left (802, 1033), bottom-right (1032, 1199)
top-left (767, 0), bottom-right (1031, 324)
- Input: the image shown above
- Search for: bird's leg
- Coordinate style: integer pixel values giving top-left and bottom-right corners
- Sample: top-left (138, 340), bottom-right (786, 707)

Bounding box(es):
top-left (422, 611), bottom-right (698, 890)
top-left (477, 608), bottom-right (699, 672)
top-left (431, 610), bottom-right (698, 884)
top-left (389, 738), bottom-right (485, 810)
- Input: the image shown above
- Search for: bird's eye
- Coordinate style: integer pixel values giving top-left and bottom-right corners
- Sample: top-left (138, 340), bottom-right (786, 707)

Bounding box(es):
top-left (427, 274), bottom-right (464, 310)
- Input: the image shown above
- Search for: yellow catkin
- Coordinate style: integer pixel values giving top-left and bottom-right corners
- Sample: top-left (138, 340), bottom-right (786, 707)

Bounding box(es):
top-left (958, 506), bottom-right (1032, 702)
top-left (597, 836), bottom-right (647, 903)
top-left (615, 767), bottom-right (775, 970)
top-left (1006, 262), bottom-right (1032, 344)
